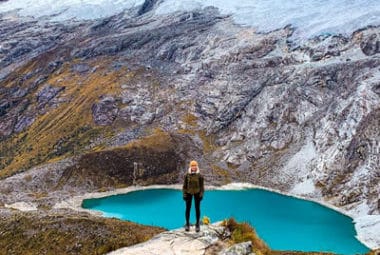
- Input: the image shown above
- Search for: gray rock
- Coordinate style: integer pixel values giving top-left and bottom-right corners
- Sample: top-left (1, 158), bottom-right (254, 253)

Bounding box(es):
top-left (138, 0), bottom-right (160, 16)
top-left (119, 104), bottom-right (155, 125)
top-left (107, 224), bottom-right (225, 255)
top-left (361, 33), bottom-right (380, 56)
top-left (36, 85), bottom-right (65, 109)
top-left (47, 61), bottom-right (63, 74)
top-left (31, 75), bottom-right (48, 90)
top-left (0, 114), bottom-right (16, 136)
top-left (14, 114), bottom-right (35, 133)
top-left (0, 17), bottom-right (83, 79)
top-left (71, 63), bottom-right (90, 73)
top-left (0, 100), bottom-right (11, 117)
top-left (373, 83), bottom-right (380, 95)
top-left (106, 127), bottom-right (142, 147)
top-left (92, 96), bottom-right (118, 125)
top-left (10, 87), bottom-right (28, 98)
top-left (219, 241), bottom-right (253, 255)
top-left (303, 35), bottom-right (348, 61)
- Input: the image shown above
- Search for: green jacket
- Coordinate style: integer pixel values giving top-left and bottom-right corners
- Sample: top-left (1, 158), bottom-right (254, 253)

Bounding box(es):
top-left (183, 173), bottom-right (204, 197)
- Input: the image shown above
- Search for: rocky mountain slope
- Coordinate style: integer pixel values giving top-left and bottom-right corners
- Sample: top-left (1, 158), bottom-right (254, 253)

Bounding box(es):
top-left (0, 0), bottom-right (379, 253)
top-left (1, 2), bottom-right (379, 213)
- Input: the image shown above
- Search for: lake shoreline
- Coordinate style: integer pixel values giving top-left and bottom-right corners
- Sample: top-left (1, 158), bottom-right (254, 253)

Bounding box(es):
top-left (53, 183), bottom-right (380, 250)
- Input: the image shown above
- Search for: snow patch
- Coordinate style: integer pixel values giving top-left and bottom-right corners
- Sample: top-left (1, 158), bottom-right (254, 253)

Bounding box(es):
top-left (355, 215), bottom-right (380, 250)
top-left (285, 140), bottom-right (317, 175)
top-left (354, 201), bottom-right (373, 217)
top-left (281, 139), bottom-right (318, 195)
top-left (5, 201), bottom-right (38, 211)
top-left (217, 182), bottom-right (256, 190)
top-left (291, 178), bottom-right (316, 196)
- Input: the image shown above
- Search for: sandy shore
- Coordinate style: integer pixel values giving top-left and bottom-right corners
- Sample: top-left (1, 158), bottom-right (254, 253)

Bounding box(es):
top-left (53, 182), bottom-right (380, 250)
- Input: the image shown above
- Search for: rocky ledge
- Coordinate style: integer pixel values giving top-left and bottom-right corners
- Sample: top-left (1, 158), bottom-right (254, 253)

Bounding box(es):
top-left (108, 221), bottom-right (259, 255)
top-left (107, 223), bottom-right (230, 255)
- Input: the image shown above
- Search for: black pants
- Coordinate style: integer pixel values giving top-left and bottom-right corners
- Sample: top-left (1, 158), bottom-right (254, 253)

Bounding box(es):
top-left (185, 193), bottom-right (202, 226)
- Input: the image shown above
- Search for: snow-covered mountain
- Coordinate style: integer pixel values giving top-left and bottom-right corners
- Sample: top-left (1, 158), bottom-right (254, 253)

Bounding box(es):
top-left (1, 0), bottom-right (380, 39)
top-left (155, 0), bottom-right (380, 39)
top-left (0, 0), bottom-right (144, 21)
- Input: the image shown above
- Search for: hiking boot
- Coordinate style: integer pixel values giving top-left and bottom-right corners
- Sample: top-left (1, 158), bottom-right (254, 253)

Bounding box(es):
top-left (185, 224), bottom-right (190, 232)
top-left (195, 224), bottom-right (200, 232)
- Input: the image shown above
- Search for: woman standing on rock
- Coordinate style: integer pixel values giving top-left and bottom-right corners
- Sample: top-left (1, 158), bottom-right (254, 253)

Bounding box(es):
top-left (183, 160), bottom-right (205, 232)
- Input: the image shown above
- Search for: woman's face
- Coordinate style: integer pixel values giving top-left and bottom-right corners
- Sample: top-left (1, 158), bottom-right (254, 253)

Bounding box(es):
top-left (191, 165), bottom-right (197, 172)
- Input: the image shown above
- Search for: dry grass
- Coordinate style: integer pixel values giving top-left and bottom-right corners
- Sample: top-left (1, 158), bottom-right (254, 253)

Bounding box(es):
top-left (33, 191), bottom-right (49, 199)
top-left (364, 250), bottom-right (380, 255)
top-left (123, 128), bottom-right (174, 152)
top-left (223, 218), bottom-right (270, 255)
top-left (211, 164), bottom-right (231, 184)
top-left (211, 164), bottom-right (230, 177)
top-left (23, 174), bottom-right (32, 182)
top-left (198, 130), bottom-right (218, 154)
top-left (55, 129), bottom-right (186, 190)
top-left (0, 212), bottom-right (164, 255)
top-left (0, 56), bottom-right (136, 178)
top-left (182, 112), bottom-right (198, 127)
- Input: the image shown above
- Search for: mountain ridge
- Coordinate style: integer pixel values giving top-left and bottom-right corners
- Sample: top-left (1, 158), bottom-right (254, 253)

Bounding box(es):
top-left (0, 4), bottom-right (379, 214)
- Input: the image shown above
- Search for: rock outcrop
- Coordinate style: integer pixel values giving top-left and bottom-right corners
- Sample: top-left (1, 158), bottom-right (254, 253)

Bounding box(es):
top-left (107, 223), bottom-right (254, 255)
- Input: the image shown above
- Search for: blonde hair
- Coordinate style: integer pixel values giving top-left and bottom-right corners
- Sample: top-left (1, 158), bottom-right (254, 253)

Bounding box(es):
top-left (189, 160), bottom-right (198, 167)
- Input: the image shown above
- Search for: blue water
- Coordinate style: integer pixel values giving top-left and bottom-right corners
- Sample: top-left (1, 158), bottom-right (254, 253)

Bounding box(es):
top-left (82, 188), bottom-right (370, 255)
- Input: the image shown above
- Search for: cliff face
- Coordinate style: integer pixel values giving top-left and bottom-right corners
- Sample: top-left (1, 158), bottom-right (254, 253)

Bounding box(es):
top-left (0, 2), bottom-right (379, 218)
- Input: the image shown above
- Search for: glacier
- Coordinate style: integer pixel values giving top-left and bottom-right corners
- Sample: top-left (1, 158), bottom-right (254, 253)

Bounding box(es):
top-left (1, 0), bottom-right (380, 40)
top-left (0, 0), bottom-right (145, 21)
top-left (155, 0), bottom-right (380, 39)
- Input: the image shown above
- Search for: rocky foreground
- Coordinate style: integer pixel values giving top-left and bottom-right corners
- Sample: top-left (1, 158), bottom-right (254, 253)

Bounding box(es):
top-left (107, 223), bottom-right (255, 255)
top-left (106, 221), bottom-right (378, 255)
top-left (0, 0), bottom-right (379, 253)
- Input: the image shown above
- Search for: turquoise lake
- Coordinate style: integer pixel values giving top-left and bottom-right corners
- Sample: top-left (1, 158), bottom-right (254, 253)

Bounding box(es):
top-left (82, 188), bottom-right (370, 255)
